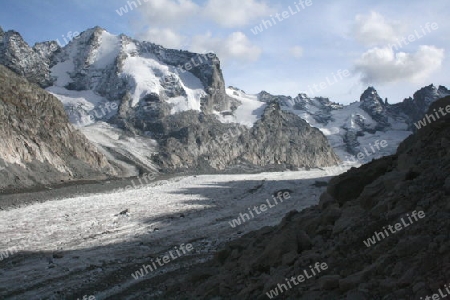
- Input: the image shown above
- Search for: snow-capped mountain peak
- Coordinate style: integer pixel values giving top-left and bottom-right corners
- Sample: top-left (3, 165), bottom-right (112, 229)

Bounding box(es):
top-left (1, 26), bottom-right (449, 180)
top-left (48, 27), bottom-right (210, 114)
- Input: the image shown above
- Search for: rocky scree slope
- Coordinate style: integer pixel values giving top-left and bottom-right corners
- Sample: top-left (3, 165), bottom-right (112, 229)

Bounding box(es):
top-left (0, 65), bottom-right (117, 191)
top-left (157, 96), bottom-right (450, 299)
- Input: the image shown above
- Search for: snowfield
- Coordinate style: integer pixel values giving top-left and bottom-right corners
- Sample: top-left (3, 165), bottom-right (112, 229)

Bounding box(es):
top-left (0, 168), bottom-right (346, 299)
top-left (221, 87), bottom-right (266, 127)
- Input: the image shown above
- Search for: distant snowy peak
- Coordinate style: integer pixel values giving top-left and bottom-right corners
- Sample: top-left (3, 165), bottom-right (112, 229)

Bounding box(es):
top-left (360, 86), bottom-right (386, 105)
top-left (359, 87), bottom-right (389, 129)
top-left (225, 84), bottom-right (448, 162)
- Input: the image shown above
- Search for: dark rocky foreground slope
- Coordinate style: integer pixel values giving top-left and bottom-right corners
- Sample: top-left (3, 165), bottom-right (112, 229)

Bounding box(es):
top-left (0, 65), bottom-right (117, 191)
top-left (156, 96), bottom-right (450, 299)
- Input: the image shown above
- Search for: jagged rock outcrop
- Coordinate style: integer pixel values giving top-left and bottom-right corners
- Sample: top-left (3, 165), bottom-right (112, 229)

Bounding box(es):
top-left (359, 86), bottom-right (389, 130)
top-left (0, 65), bottom-right (116, 191)
top-left (0, 26), bottom-right (57, 87)
top-left (158, 96), bottom-right (450, 299)
top-left (390, 84), bottom-right (450, 130)
top-left (154, 101), bottom-right (340, 172)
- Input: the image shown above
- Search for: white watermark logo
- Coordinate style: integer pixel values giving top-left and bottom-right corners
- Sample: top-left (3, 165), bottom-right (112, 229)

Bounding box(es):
top-left (265, 262), bottom-right (328, 298)
top-left (250, 0), bottom-right (313, 35)
top-left (306, 69), bottom-right (351, 97)
top-left (229, 191), bottom-right (291, 228)
top-left (420, 282), bottom-right (450, 300)
top-left (131, 243), bottom-right (194, 279)
top-left (414, 104), bottom-right (450, 130)
top-left (326, 140), bottom-right (389, 176)
top-left (363, 210), bottom-right (425, 247)
top-left (387, 22), bottom-right (439, 52)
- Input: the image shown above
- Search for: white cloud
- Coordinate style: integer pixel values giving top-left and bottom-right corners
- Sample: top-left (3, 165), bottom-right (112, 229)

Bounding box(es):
top-left (203, 0), bottom-right (272, 28)
top-left (139, 0), bottom-right (199, 27)
top-left (354, 45), bottom-right (445, 84)
top-left (289, 46), bottom-right (303, 58)
top-left (137, 0), bottom-right (272, 29)
top-left (353, 12), bottom-right (405, 46)
top-left (137, 28), bottom-right (187, 49)
top-left (133, 0), bottom-right (267, 60)
top-left (190, 31), bottom-right (261, 62)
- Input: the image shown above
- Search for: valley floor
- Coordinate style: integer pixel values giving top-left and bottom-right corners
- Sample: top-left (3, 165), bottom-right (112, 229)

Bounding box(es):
top-left (0, 168), bottom-right (347, 299)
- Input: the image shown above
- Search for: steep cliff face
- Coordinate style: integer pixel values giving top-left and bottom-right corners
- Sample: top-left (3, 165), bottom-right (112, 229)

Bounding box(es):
top-left (154, 101), bottom-right (340, 172)
top-left (0, 65), bottom-right (116, 191)
top-left (242, 102), bottom-right (339, 168)
top-left (160, 96), bottom-right (450, 300)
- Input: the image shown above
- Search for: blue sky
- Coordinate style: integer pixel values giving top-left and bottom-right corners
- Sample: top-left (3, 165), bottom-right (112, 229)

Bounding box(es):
top-left (1, 0), bottom-right (449, 104)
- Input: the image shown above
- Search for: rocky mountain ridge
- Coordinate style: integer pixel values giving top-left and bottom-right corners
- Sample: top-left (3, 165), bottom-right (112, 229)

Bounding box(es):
top-left (0, 26), bottom-right (340, 188)
top-left (1, 25), bottom-right (449, 189)
top-left (247, 84), bottom-right (450, 160)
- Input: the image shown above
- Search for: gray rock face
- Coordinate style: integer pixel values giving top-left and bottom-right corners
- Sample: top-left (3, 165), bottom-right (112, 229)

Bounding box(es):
top-left (153, 101), bottom-right (340, 172)
top-left (243, 102), bottom-right (339, 168)
top-left (0, 65), bottom-right (117, 191)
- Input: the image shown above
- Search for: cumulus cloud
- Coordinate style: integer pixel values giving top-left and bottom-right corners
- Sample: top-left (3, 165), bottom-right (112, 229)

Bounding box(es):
top-left (354, 45), bottom-right (444, 84)
top-left (139, 0), bottom-right (199, 27)
top-left (137, 0), bottom-right (272, 28)
top-left (137, 28), bottom-right (187, 49)
top-left (203, 0), bottom-right (272, 28)
top-left (353, 12), bottom-right (405, 46)
top-left (289, 46), bottom-right (303, 58)
top-left (191, 31), bottom-right (261, 62)
top-left (133, 0), bottom-right (266, 63)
